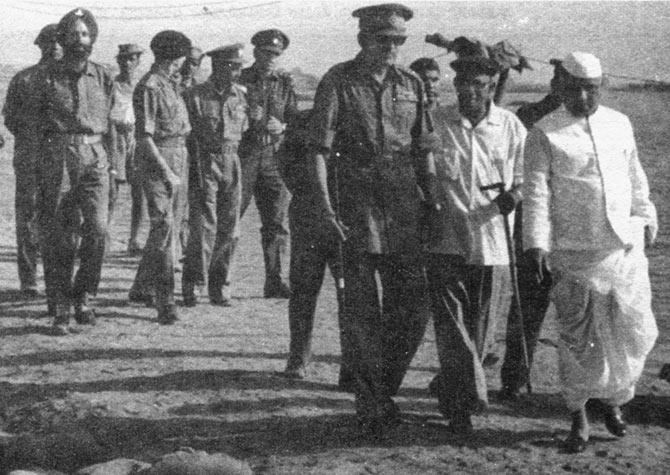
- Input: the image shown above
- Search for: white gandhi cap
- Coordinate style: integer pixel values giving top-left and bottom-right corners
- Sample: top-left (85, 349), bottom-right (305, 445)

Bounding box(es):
top-left (562, 52), bottom-right (602, 79)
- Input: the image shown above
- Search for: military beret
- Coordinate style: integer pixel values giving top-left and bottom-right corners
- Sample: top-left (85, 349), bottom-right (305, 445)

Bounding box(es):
top-left (57, 8), bottom-right (98, 44)
top-left (409, 57), bottom-right (440, 75)
top-left (206, 43), bottom-right (246, 63)
top-left (116, 43), bottom-right (144, 57)
top-left (150, 30), bottom-right (192, 61)
top-left (251, 29), bottom-right (289, 54)
top-left (450, 41), bottom-right (500, 76)
top-left (34, 23), bottom-right (59, 46)
top-left (352, 3), bottom-right (413, 37)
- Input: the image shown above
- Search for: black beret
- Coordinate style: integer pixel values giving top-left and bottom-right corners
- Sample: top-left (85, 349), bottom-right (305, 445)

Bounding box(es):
top-left (34, 23), bottom-right (59, 46)
top-left (352, 3), bottom-right (413, 37)
top-left (57, 8), bottom-right (98, 45)
top-left (409, 57), bottom-right (440, 75)
top-left (150, 30), bottom-right (192, 61)
top-left (207, 43), bottom-right (247, 63)
top-left (251, 29), bottom-right (289, 54)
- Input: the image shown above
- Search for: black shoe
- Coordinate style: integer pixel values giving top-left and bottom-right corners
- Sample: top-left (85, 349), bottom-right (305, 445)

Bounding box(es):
top-left (497, 387), bottom-right (521, 403)
top-left (51, 309), bottom-right (71, 336)
top-left (283, 365), bottom-right (306, 379)
top-left (603, 405), bottom-right (627, 438)
top-left (129, 289), bottom-right (155, 307)
top-left (264, 281), bottom-right (291, 299)
top-left (74, 306), bottom-right (97, 325)
top-left (447, 413), bottom-right (473, 435)
top-left (564, 409), bottom-right (590, 453)
top-left (157, 305), bottom-right (179, 325)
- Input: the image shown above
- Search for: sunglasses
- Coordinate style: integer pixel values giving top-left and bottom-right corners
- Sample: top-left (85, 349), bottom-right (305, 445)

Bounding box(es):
top-left (373, 35), bottom-right (407, 46)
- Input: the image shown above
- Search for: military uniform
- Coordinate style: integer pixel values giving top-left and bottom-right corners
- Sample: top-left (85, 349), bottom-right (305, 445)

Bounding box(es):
top-left (130, 66), bottom-right (191, 312)
top-left (239, 29), bottom-right (297, 297)
top-left (310, 4), bottom-right (432, 429)
top-left (34, 53), bottom-right (114, 320)
top-left (182, 45), bottom-right (249, 305)
top-left (277, 109), bottom-right (353, 380)
top-left (3, 61), bottom-right (48, 294)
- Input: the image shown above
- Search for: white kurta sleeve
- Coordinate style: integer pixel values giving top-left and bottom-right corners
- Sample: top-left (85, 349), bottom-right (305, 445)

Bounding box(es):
top-left (627, 126), bottom-right (658, 242)
top-left (523, 127), bottom-right (552, 251)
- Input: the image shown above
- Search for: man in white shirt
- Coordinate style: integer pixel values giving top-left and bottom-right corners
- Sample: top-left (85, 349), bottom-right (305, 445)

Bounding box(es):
top-left (423, 46), bottom-right (526, 433)
top-left (523, 52), bottom-right (658, 453)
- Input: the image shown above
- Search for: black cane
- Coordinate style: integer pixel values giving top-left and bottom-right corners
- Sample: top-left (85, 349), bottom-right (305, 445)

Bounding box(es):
top-left (480, 182), bottom-right (532, 394)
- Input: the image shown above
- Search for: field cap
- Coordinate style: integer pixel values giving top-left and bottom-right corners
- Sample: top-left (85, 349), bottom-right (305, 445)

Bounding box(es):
top-left (207, 44), bottom-right (246, 63)
top-left (150, 30), bottom-right (192, 61)
top-left (251, 29), bottom-right (289, 54)
top-left (450, 41), bottom-right (500, 76)
top-left (57, 8), bottom-right (98, 44)
top-left (562, 52), bottom-right (602, 80)
top-left (117, 43), bottom-right (143, 57)
top-left (352, 3), bottom-right (413, 37)
top-left (34, 23), bottom-right (59, 46)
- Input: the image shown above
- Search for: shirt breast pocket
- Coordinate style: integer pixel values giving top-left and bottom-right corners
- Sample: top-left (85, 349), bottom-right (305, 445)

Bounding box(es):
top-left (436, 147), bottom-right (461, 181)
top-left (393, 90), bottom-right (419, 131)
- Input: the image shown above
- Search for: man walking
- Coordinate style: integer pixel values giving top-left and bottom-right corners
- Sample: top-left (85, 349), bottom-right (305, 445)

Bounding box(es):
top-left (108, 43), bottom-right (143, 254)
top-left (423, 47), bottom-right (526, 433)
top-left (308, 4), bottom-right (432, 435)
top-left (181, 44), bottom-right (249, 307)
top-left (34, 8), bottom-right (114, 333)
top-left (3, 23), bottom-right (62, 298)
top-left (129, 30), bottom-right (192, 324)
top-left (523, 52), bottom-right (658, 452)
top-left (239, 29), bottom-right (297, 298)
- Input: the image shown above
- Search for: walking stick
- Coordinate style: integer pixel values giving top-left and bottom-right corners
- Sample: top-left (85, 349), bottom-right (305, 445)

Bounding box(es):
top-left (332, 155), bottom-right (345, 313)
top-left (480, 182), bottom-right (532, 394)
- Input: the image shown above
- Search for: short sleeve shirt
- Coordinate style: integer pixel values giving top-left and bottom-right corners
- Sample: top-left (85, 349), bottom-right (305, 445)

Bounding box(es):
top-left (37, 60), bottom-right (114, 135)
top-left (309, 55), bottom-right (428, 255)
top-left (133, 65), bottom-right (191, 142)
top-left (184, 81), bottom-right (248, 152)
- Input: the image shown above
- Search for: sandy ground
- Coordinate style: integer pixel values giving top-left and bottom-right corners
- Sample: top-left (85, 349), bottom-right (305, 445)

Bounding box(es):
top-left (0, 90), bottom-right (669, 474)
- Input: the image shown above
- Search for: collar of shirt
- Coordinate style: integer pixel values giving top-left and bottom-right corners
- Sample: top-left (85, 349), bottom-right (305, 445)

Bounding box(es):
top-left (450, 101), bottom-right (504, 131)
top-left (351, 52), bottom-right (406, 87)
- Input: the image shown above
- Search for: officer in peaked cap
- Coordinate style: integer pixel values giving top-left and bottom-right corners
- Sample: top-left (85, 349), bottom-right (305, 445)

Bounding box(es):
top-left (33, 8), bottom-right (115, 333)
top-left (239, 29), bottom-right (298, 299)
top-left (109, 43), bottom-right (144, 256)
top-left (182, 43), bottom-right (250, 307)
top-left (129, 30), bottom-right (192, 324)
top-left (251, 29), bottom-right (289, 54)
top-left (2, 23), bottom-right (63, 301)
top-left (305, 2), bottom-right (433, 436)
top-left (352, 3), bottom-right (413, 36)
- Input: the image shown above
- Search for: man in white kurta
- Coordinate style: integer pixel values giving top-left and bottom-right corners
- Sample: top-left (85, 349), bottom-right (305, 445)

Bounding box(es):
top-left (523, 52), bottom-right (658, 452)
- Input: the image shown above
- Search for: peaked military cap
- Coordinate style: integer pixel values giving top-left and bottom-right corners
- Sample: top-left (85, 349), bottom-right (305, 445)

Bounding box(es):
top-left (150, 30), bottom-right (192, 61)
top-left (352, 3), bottom-right (413, 37)
top-left (450, 41), bottom-right (500, 76)
top-left (206, 43), bottom-right (246, 63)
top-left (34, 23), bottom-right (59, 46)
top-left (251, 29), bottom-right (289, 53)
top-left (57, 7), bottom-right (98, 44)
top-left (116, 43), bottom-right (144, 57)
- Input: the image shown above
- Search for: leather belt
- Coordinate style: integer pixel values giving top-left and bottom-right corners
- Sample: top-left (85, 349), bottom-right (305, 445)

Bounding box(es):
top-left (202, 143), bottom-right (238, 155)
top-left (155, 136), bottom-right (186, 148)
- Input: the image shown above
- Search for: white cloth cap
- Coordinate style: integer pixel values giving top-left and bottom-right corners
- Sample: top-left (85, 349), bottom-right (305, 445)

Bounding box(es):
top-left (562, 51), bottom-right (602, 79)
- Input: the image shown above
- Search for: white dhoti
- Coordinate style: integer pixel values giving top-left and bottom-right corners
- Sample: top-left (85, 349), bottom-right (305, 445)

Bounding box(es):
top-left (550, 221), bottom-right (658, 411)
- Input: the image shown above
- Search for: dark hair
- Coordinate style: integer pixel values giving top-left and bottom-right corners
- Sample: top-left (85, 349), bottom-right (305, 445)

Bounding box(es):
top-left (409, 57), bottom-right (439, 75)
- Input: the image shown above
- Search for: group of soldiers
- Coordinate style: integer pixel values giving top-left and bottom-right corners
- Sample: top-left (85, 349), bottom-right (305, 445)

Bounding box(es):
top-left (3, 3), bottom-right (659, 453)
